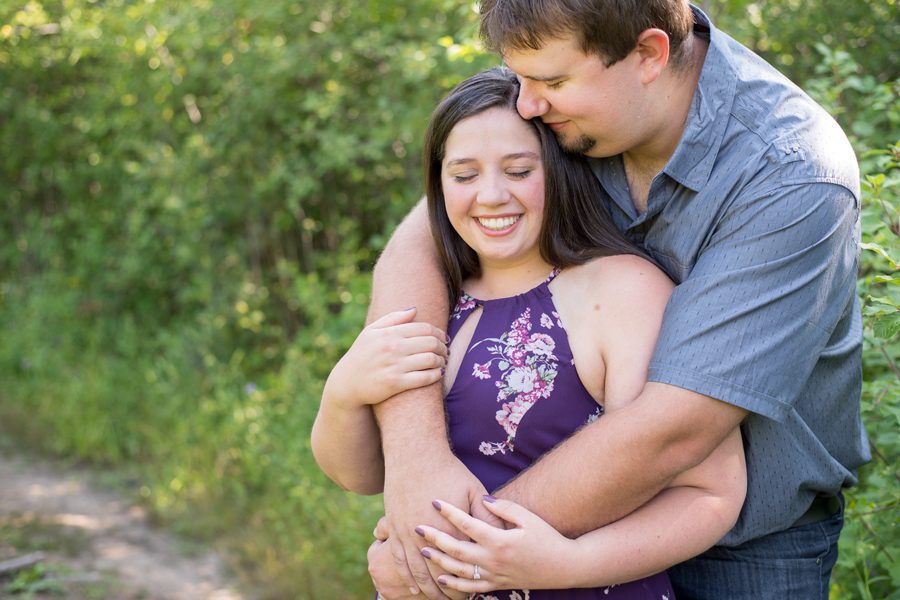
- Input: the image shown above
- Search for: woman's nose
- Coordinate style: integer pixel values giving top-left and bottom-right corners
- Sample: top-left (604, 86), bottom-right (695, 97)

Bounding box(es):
top-left (476, 174), bottom-right (511, 206)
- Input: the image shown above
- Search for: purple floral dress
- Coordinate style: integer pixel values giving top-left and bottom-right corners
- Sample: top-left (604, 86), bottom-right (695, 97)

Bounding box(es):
top-left (446, 270), bottom-right (675, 600)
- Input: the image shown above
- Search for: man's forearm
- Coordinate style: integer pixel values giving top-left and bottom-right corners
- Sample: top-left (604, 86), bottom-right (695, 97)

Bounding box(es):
top-left (369, 201), bottom-right (452, 460)
top-left (497, 383), bottom-right (746, 537)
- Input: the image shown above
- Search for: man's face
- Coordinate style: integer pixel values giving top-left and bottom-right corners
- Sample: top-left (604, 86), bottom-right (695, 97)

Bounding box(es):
top-left (504, 36), bottom-right (646, 158)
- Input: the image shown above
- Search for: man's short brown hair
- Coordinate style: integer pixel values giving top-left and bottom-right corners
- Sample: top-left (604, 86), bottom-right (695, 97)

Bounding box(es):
top-left (480, 0), bottom-right (694, 68)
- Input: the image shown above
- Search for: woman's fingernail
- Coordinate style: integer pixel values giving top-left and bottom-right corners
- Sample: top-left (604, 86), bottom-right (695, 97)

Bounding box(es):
top-left (415, 526), bottom-right (425, 537)
top-left (432, 500), bottom-right (442, 511)
top-left (420, 548), bottom-right (431, 558)
top-left (410, 586), bottom-right (419, 595)
top-left (437, 576), bottom-right (448, 586)
top-left (483, 494), bottom-right (497, 503)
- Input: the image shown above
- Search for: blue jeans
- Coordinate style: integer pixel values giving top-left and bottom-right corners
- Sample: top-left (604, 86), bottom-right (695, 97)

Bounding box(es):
top-left (668, 497), bottom-right (844, 599)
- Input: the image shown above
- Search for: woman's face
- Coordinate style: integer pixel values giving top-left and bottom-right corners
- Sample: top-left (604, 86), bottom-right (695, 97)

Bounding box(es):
top-left (441, 107), bottom-right (546, 272)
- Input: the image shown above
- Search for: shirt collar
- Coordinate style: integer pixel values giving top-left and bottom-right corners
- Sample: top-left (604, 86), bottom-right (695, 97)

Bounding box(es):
top-left (662, 5), bottom-right (737, 192)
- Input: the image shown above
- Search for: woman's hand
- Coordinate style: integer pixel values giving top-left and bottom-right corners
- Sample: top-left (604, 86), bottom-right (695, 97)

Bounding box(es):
top-left (416, 497), bottom-right (580, 594)
top-left (324, 307), bottom-right (448, 409)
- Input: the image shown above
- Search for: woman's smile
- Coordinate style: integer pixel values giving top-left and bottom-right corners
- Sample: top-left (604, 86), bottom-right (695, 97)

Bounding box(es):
top-left (476, 214), bottom-right (521, 234)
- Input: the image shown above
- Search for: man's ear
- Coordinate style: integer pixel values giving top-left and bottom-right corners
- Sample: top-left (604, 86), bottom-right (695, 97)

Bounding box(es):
top-left (634, 28), bottom-right (670, 84)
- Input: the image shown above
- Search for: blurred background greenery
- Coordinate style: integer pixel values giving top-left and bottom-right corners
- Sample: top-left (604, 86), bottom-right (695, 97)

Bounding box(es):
top-left (0, 1), bottom-right (897, 598)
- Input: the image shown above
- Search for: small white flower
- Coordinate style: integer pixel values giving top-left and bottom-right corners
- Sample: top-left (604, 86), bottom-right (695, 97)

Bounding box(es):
top-left (540, 313), bottom-right (554, 329)
top-left (472, 362), bottom-right (491, 380)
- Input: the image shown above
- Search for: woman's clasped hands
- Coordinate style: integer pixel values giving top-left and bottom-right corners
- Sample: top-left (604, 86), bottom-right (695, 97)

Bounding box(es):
top-left (375, 495), bottom-right (585, 595)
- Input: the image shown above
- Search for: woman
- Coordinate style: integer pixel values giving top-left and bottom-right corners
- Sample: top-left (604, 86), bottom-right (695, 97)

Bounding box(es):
top-left (311, 67), bottom-right (745, 599)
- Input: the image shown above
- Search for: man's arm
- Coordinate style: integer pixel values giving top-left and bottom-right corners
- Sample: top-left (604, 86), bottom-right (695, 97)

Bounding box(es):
top-left (498, 170), bottom-right (859, 536)
top-left (497, 384), bottom-right (746, 536)
top-left (370, 201), bottom-right (490, 599)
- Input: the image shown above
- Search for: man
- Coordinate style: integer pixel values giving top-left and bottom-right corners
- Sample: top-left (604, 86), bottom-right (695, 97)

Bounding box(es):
top-left (367, 2), bottom-right (869, 598)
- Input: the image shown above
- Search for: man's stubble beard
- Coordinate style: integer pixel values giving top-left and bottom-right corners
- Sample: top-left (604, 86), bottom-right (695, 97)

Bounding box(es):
top-left (557, 131), bottom-right (596, 156)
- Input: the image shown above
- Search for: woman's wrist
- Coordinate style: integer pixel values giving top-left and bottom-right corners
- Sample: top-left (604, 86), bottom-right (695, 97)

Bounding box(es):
top-left (551, 535), bottom-right (601, 589)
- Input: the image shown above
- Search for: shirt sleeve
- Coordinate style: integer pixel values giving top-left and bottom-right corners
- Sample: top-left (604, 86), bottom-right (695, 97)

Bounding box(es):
top-left (647, 181), bottom-right (860, 422)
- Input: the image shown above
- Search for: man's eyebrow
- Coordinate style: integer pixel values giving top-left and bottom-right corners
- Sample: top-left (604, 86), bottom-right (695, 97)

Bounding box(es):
top-left (520, 74), bottom-right (564, 82)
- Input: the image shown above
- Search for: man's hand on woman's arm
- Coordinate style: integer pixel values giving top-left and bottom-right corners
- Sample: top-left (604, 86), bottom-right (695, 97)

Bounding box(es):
top-left (369, 201), bottom-right (497, 599)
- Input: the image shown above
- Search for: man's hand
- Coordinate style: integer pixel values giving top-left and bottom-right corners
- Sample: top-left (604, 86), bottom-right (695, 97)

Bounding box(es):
top-left (374, 452), bottom-right (500, 599)
top-left (368, 537), bottom-right (424, 600)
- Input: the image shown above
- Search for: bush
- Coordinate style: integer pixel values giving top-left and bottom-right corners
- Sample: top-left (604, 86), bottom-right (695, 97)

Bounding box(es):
top-left (0, 1), bottom-right (897, 597)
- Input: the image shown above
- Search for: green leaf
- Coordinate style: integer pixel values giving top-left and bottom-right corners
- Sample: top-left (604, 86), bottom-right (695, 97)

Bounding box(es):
top-left (861, 242), bottom-right (899, 269)
top-left (872, 311), bottom-right (900, 340)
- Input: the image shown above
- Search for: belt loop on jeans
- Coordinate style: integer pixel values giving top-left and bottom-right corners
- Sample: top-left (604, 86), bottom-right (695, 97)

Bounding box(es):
top-left (792, 494), bottom-right (841, 528)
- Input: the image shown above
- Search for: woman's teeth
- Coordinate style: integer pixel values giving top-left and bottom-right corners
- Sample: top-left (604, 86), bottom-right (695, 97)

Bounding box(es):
top-left (477, 216), bottom-right (519, 231)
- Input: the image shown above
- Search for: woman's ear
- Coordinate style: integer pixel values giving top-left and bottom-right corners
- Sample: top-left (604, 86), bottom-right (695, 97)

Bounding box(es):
top-left (634, 28), bottom-right (670, 84)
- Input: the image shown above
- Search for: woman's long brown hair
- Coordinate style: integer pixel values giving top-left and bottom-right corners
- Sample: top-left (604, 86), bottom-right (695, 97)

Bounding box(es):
top-left (423, 66), bottom-right (648, 304)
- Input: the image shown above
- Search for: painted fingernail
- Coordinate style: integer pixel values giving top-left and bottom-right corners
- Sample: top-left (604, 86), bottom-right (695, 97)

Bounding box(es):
top-left (432, 500), bottom-right (442, 511)
top-left (415, 526), bottom-right (426, 537)
top-left (420, 548), bottom-right (431, 558)
top-left (437, 576), bottom-right (448, 586)
top-left (483, 494), bottom-right (497, 503)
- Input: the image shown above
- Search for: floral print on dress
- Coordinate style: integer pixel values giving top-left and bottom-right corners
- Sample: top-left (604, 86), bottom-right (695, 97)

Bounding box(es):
top-left (470, 307), bottom-right (559, 456)
top-left (452, 292), bottom-right (477, 320)
top-left (586, 405), bottom-right (604, 425)
top-left (471, 592), bottom-right (530, 600)
top-left (540, 312), bottom-right (554, 329)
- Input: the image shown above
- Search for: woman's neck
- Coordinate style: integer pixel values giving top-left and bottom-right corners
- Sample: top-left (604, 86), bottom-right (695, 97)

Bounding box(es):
top-left (465, 256), bottom-right (555, 300)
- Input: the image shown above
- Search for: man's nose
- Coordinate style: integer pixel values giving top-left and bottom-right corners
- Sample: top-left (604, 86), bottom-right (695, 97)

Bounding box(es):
top-left (516, 81), bottom-right (549, 119)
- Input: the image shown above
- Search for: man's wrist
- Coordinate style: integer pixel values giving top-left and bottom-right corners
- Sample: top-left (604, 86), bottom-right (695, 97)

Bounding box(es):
top-left (375, 384), bottom-right (451, 462)
top-left (382, 435), bottom-right (455, 474)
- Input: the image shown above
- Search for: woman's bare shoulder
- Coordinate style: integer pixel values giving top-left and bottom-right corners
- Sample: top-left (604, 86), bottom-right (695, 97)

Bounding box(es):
top-left (562, 254), bottom-right (673, 300)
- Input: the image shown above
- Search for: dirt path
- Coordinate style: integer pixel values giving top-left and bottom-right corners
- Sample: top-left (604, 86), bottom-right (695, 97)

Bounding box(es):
top-left (0, 449), bottom-right (247, 599)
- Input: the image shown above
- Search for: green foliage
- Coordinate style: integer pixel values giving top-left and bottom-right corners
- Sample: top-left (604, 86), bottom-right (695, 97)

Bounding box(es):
top-left (3, 564), bottom-right (66, 597)
top-left (835, 141), bottom-right (900, 600)
top-left (0, 1), bottom-right (897, 598)
top-left (0, 0), bottom-right (495, 596)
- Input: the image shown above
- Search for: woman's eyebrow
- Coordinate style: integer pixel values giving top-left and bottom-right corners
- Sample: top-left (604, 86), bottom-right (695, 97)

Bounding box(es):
top-left (505, 152), bottom-right (540, 160)
top-left (444, 157), bottom-right (476, 167)
top-left (444, 151), bottom-right (539, 168)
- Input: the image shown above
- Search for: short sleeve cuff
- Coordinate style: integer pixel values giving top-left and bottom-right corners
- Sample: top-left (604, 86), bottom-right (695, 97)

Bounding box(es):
top-left (648, 363), bottom-right (792, 422)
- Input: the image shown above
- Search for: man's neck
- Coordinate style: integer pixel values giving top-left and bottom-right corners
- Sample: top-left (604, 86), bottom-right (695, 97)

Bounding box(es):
top-left (623, 35), bottom-right (709, 214)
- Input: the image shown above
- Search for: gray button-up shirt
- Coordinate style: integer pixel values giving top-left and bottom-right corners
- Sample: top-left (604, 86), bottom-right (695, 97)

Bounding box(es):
top-left (590, 7), bottom-right (870, 545)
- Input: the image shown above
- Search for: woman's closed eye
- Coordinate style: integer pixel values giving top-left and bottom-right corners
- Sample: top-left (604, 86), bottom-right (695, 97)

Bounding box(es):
top-left (507, 168), bottom-right (533, 179)
top-left (452, 173), bottom-right (477, 183)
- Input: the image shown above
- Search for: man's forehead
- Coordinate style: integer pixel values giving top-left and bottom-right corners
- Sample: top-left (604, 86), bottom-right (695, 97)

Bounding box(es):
top-left (502, 36), bottom-right (593, 79)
